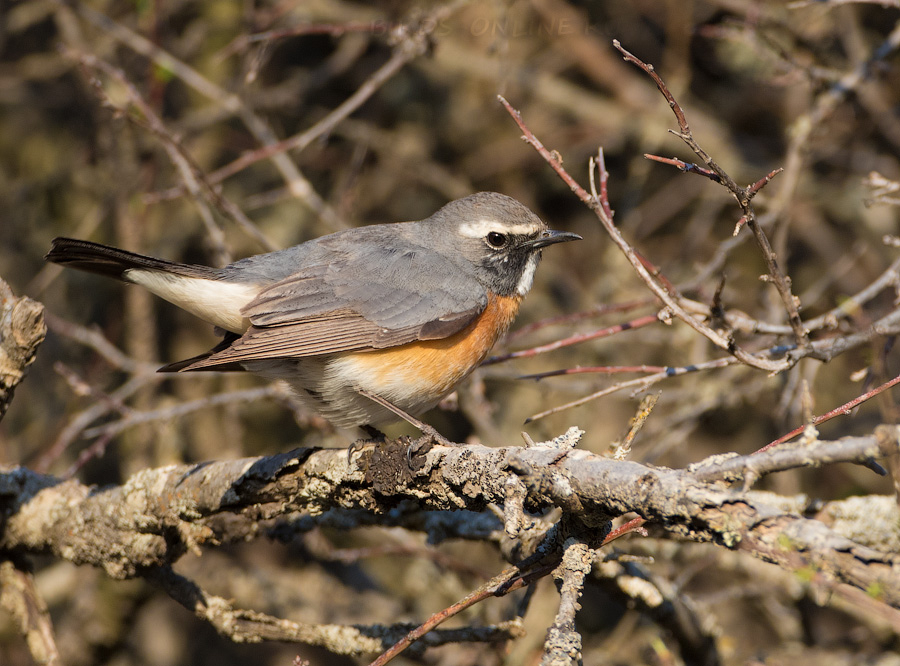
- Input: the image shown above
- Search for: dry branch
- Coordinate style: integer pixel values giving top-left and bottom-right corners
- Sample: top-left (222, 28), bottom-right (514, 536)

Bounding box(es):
top-left (3, 430), bottom-right (899, 608)
top-left (0, 278), bottom-right (46, 421)
top-left (0, 559), bottom-right (60, 666)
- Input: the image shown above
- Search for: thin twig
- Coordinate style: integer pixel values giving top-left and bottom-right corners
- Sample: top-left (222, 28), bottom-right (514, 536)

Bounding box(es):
top-left (72, 3), bottom-right (344, 229)
top-left (505, 299), bottom-right (652, 342)
top-left (484, 314), bottom-right (659, 365)
top-left (521, 365), bottom-right (668, 381)
top-left (152, 6), bottom-right (460, 203)
top-left (81, 386), bottom-right (282, 440)
top-left (693, 429), bottom-right (897, 485)
top-left (45, 312), bottom-right (158, 375)
top-left (65, 47), bottom-right (272, 258)
top-left (146, 566), bottom-right (519, 655)
top-left (498, 95), bottom-right (791, 373)
top-left (613, 40), bottom-right (808, 352)
top-left (368, 557), bottom-right (558, 666)
top-left (32, 373), bottom-right (159, 474)
top-left (602, 517), bottom-right (648, 544)
top-left (526, 302), bottom-right (900, 421)
top-left (759, 370), bottom-right (900, 452)
top-left (525, 357), bottom-right (737, 423)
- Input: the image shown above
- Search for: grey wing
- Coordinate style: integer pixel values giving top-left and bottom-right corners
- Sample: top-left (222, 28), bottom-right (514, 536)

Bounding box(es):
top-left (180, 244), bottom-right (487, 369)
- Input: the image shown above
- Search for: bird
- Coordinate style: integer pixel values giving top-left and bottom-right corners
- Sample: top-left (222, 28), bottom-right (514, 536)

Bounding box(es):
top-left (45, 192), bottom-right (581, 436)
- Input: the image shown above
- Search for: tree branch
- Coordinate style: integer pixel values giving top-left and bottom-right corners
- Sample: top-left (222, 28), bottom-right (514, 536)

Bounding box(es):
top-left (0, 278), bottom-right (46, 421)
top-left (3, 430), bottom-right (899, 610)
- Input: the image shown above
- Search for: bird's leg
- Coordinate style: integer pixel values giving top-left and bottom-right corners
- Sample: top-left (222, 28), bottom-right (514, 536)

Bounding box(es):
top-left (357, 388), bottom-right (456, 448)
top-left (347, 424), bottom-right (387, 462)
top-left (360, 424), bottom-right (387, 441)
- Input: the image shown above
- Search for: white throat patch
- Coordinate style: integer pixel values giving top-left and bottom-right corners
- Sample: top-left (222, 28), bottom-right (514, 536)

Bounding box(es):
top-left (517, 253), bottom-right (540, 296)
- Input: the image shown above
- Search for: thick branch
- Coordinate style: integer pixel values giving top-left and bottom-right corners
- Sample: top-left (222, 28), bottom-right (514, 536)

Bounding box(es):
top-left (3, 432), bottom-right (899, 607)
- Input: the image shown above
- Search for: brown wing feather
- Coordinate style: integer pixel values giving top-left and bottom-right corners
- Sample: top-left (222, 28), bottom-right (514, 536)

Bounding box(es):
top-left (172, 305), bottom-right (483, 371)
top-left (165, 237), bottom-right (488, 372)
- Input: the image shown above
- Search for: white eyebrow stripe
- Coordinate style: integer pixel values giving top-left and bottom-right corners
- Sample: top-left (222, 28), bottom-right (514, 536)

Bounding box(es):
top-left (457, 219), bottom-right (541, 238)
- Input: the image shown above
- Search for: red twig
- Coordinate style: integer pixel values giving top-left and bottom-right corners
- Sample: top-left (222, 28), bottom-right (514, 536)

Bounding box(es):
top-left (520, 365), bottom-right (668, 381)
top-left (367, 561), bottom-right (555, 666)
top-left (591, 147), bottom-right (615, 222)
top-left (602, 517), bottom-right (648, 545)
top-left (758, 371), bottom-right (900, 453)
top-left (505, 299), bottom-right (652, 342)
top-left (366, 510), bottom-right (649, 666)
top-left (748, 167), bottom-right (785, 197)
top-left (614, 40), bottom-right (806, 350)
top-left (484, 314), bottom-right (659, 366)
top-left (497, 96), bottom-right (594, 207)
top-left (498, 94), bottom-right (790, 373)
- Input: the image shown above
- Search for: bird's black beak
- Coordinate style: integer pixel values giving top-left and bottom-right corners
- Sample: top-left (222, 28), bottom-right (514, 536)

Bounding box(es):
top-left (528, 229), bottom-right (582, 249)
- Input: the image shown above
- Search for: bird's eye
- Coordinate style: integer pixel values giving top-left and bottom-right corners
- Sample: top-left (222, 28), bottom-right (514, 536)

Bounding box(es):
top-left (486, 231), bottom-right (508, 249)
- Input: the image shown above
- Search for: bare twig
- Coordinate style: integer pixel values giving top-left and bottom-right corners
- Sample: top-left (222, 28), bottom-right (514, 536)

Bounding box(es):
top-left (66, 47), bottom-right (271, 259)
top-left (368, 523), bottom-right (566, 666)
top-left (71, 3), bottom-right (344, 229)
top-left (612, 393), bottom-right (660, 459)
top-left (760, 371), bottom-right (900, 452)
top-left (367, 564), bottom-right (532, 666)
top-left (520, 365), bottom-right (668, 381)
top-left (505, 299), bottom-right (653, 342)
top-left (525, 357), bottom-right (736, 423)
top-left (602, 517), bottom-right (648, 544)
top-left (32, 373), bottom-right (160, 474)
top-left (498, 95), bottom-right (791, 373)
top-left (613, 40), bottom-right (808, 351)
top-left (692, 427), bottom-right (895, 486)
top-left (865, 172), bottom-right (900, 207)
top-left (525, 300), bottom-right (900, 422)
top-left (484, 314), bottom-right (659, 365)
top-left (44, 312), bottom-right (158, 375)
top-left (710, 256), bottom-right (900, 337)
top-left (81, 385), bottom-right (283, 440)
top-left (152, 6), bottom-right (462, 204)
top-left (592, 557), bottom-right (719, 666)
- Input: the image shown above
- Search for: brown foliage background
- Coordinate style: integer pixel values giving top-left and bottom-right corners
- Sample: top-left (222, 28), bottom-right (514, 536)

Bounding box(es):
top-left (2, 1), bottom-right (900, 664)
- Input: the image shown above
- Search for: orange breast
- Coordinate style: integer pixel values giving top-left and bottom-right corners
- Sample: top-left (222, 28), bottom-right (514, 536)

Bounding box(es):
top-left (341, 293), bottom-right (523, 399)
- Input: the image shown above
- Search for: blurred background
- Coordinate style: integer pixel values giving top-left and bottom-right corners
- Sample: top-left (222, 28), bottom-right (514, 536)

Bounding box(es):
top-left (1, 0), bottom-right (900, 664)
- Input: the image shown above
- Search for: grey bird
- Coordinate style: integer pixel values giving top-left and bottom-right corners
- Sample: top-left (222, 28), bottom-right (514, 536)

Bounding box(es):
top-left (45, 192), bottom-right (580, 431)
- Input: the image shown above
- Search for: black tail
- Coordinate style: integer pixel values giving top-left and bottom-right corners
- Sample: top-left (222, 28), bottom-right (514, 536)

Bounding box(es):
top-left (45, 238), bottom-right (219, 281)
